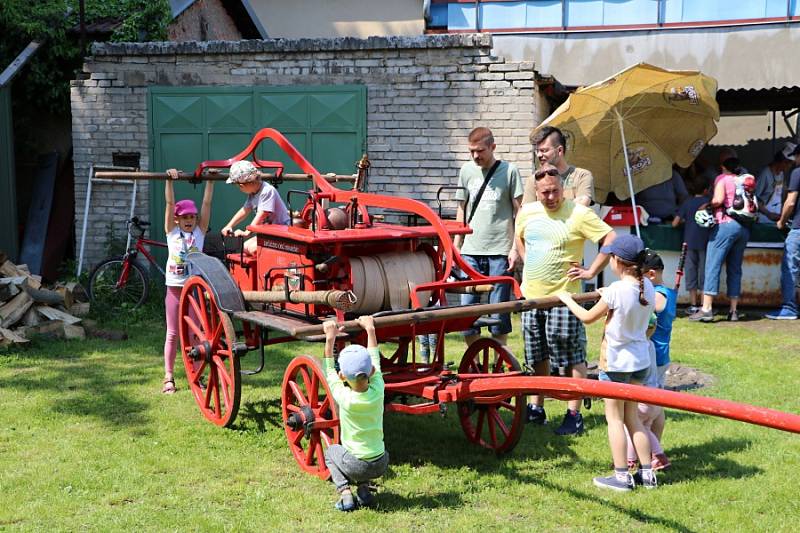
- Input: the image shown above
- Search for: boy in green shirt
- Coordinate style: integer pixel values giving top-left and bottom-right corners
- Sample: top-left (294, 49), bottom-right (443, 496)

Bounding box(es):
top-left (323, 315), bottom-right (388, 511)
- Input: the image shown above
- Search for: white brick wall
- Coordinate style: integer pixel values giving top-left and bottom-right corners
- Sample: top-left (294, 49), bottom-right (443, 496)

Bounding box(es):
top-left (71, 34), bottom-right (541, 267)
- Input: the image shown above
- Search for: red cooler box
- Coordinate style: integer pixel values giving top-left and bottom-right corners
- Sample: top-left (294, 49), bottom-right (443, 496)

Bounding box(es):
top-left (602, 205), bottom-right (644, 226)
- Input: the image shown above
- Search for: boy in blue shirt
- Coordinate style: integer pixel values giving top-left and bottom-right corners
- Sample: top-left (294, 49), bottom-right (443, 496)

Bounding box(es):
top-left (672, 177), bottom-right (710, 314)
top-left (322, 315), bottom-right (389, 511)
top-left (643, 250), bottom-right (677, 468)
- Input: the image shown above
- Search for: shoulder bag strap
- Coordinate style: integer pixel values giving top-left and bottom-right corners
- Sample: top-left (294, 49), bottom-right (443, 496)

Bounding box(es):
top-left (466, 160), bottom-right (502, 225)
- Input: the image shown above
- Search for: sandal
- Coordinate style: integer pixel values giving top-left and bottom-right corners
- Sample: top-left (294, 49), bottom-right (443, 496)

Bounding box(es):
top-left (162, 378), bottom-right (177, 394)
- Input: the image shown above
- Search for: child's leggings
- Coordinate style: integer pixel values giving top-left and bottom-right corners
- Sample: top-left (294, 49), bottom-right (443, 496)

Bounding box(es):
top-left (164, 286), bottom-right (183, 375)
top-left (626, 402), bottom-right (663, 462)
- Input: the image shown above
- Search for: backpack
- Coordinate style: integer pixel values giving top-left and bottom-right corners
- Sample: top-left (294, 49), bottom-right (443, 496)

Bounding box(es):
top-left (726, 173), bottom-right (758, 226)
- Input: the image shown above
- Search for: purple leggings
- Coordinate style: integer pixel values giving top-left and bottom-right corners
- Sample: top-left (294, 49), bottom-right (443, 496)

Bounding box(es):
top-left (164, 286), bottom-right (183, 375)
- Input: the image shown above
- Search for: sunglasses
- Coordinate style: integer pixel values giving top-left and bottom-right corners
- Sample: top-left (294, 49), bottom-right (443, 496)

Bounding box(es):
top-left (534, 167), bottom-right (560, 180)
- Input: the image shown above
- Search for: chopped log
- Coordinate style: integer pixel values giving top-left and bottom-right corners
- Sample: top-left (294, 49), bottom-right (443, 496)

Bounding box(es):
top-left (63, 282), bottom-right (89, 303)
top-left (1, 276), bottom-right (28, 287)
top-left (63, 324), bottom-right (86, 340)
top-left (0, 327), bottom-right (29, 346)
top-left (69, 302), bottom-right (91, 317)
top-left (0, 261), bottom-right (25, 278)
top-left (0, 262), bottom-right (40, 290)
top-left (20, 320), bottom-right (66, 339)
top-left (0, 279), bottom-right (21, 302)
top-left (20, 307), bottom-right (41, 327)
top-left (23, 286), bottom-right (73, 309)
top-left (36, 305), bottom-right (81, 325)
top-left (0, 291), bottom-right (34, 327)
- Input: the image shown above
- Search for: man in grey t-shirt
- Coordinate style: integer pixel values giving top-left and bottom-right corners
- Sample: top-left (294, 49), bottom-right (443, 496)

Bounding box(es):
top-left (454, 127), bottom-right (523, 346)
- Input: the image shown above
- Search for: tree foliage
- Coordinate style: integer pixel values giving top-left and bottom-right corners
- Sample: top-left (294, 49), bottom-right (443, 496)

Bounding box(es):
top-left (0, 0), bottom-right (171, 119)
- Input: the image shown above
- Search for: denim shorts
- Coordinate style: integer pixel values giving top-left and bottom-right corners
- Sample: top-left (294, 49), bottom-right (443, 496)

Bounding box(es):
top-left (460, 254), bottom-right (513, 337)
top-left (598, 367), bottom-right (650, 384)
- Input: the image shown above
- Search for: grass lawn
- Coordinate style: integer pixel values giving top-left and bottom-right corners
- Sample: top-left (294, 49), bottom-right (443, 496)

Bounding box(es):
top-left (1, 302), bottom-right (798, 532)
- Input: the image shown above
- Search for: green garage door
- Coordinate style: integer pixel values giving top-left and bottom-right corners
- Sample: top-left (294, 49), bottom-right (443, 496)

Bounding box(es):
top-left (148, 85), bottom-right (366, 252)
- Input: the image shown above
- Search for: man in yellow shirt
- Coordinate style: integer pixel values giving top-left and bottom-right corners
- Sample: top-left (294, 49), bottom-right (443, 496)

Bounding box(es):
top-left (515, 164), bottom-right (616, 435)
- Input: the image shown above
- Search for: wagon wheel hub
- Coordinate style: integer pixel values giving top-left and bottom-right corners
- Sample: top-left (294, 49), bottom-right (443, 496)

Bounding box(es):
top-left (286, 405), bottom-right (316, 437)
top-left (189, 340), bottom-right (214, 363)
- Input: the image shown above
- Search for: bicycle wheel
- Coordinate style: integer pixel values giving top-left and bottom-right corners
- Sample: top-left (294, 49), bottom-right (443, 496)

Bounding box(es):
top-left (88, 256), bottom-right (150, 310)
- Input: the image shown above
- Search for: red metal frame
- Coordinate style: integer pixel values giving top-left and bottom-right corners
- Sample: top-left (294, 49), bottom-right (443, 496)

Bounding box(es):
top-left (177, 129), bottom-right (799, 477)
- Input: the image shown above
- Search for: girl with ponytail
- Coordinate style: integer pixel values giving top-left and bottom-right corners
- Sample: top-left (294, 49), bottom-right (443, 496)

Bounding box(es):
top-left (558, 233), bottom-right (657, 492)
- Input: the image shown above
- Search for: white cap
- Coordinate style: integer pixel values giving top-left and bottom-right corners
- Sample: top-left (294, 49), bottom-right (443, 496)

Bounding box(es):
top-left (227, 160), bottom-right (259, 184)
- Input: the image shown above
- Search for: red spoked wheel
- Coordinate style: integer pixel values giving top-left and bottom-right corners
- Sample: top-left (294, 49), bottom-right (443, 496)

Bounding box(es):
top-left (282, 355), bottom-right (340, 479)
top-left (179, 276), bottom-right (242, 428)
top-left (457, 338), bottom-right (525, 455)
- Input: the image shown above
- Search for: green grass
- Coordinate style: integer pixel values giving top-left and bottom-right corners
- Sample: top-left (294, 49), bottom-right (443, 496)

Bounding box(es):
top-left (1, 309), bottom-right (798, 532)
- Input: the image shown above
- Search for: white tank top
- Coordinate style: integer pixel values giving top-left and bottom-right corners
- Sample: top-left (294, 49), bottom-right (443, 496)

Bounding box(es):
top-left (165, 226), bottom-right (205, 287)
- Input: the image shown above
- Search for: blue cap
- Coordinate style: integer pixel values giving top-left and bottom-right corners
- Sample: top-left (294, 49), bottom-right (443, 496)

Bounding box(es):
top-left (338, 344), bottom-right (373, 380)
top-left (600, 233), bottom-right (646, 263)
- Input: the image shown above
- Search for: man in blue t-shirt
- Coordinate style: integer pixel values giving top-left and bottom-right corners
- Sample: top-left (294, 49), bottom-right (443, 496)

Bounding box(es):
top-left (768, 145), bottom-right (800, 320)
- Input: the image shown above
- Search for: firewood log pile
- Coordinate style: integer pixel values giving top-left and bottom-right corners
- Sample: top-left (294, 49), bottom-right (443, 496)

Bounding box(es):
top-left (0, 251), bottom-right (90, 347)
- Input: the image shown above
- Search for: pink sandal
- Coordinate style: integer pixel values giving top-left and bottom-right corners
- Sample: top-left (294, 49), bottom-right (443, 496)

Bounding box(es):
top-left (651, 453), bottom-right (671, 471)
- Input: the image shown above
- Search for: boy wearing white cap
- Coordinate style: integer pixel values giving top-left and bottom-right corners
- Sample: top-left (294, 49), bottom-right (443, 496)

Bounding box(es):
top-left (221, 159), bottom-right (291, 254)
top-left (322, 315), bottom-right (388, 511)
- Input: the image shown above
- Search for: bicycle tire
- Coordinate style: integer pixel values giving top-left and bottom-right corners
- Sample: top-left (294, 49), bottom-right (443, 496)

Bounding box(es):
top-left (88, 256), bottom-right (150, 310)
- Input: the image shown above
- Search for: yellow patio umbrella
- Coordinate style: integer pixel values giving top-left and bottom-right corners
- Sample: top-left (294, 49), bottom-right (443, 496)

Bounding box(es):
top-left (533, 63), bottom-right (719, 236)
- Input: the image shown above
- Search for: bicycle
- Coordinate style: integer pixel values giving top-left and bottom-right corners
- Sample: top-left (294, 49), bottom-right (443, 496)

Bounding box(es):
top-left (88, 217), bottom-right (166, 310)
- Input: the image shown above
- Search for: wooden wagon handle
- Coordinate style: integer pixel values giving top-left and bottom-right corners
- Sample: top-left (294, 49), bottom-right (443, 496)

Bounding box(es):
top-left (93, 171), bottom-right (356, 182)
top-left (292, 291), bottom-right (600, 338)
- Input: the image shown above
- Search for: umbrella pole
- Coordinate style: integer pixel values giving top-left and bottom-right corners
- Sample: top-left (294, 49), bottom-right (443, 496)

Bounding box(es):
top-left (615, 110), bottom-right (641, 238)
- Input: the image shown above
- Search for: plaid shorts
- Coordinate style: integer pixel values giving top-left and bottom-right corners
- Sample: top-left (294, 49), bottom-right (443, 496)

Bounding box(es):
top-left (522, 306), bottom-right (587, 369)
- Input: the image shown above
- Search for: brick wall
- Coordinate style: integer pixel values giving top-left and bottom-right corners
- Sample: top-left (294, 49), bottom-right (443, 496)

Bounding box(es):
top-left (70, 34), bottom-right (542, 268)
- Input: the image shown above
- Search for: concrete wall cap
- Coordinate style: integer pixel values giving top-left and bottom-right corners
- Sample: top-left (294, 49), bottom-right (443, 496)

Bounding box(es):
top-left (90, 34), bottom-right (493, 56)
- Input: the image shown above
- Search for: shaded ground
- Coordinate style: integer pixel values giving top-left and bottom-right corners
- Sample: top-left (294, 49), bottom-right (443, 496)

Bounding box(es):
top-left (586, 362), bottom-right (714, 391)
top-left (677, 305), bottom-right (800, 332)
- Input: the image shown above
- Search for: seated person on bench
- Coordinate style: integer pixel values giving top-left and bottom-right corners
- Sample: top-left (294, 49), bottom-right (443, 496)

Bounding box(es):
top-left (221, 160), bottom-right (291, 254)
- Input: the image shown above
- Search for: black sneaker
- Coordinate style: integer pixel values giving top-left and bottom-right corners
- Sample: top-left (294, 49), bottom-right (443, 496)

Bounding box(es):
top-left (554, 410), bottom-right (584, 435)
top-left (356, 483), bottom-right (376, 508)
top-left (526, 404), bottom-right (547, 425)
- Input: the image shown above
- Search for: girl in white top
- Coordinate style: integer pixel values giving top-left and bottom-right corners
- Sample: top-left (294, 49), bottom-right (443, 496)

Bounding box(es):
top-left (162, 169), bottom-right (214, 394)
top-left (558, 233), bottom-right (658, 492)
